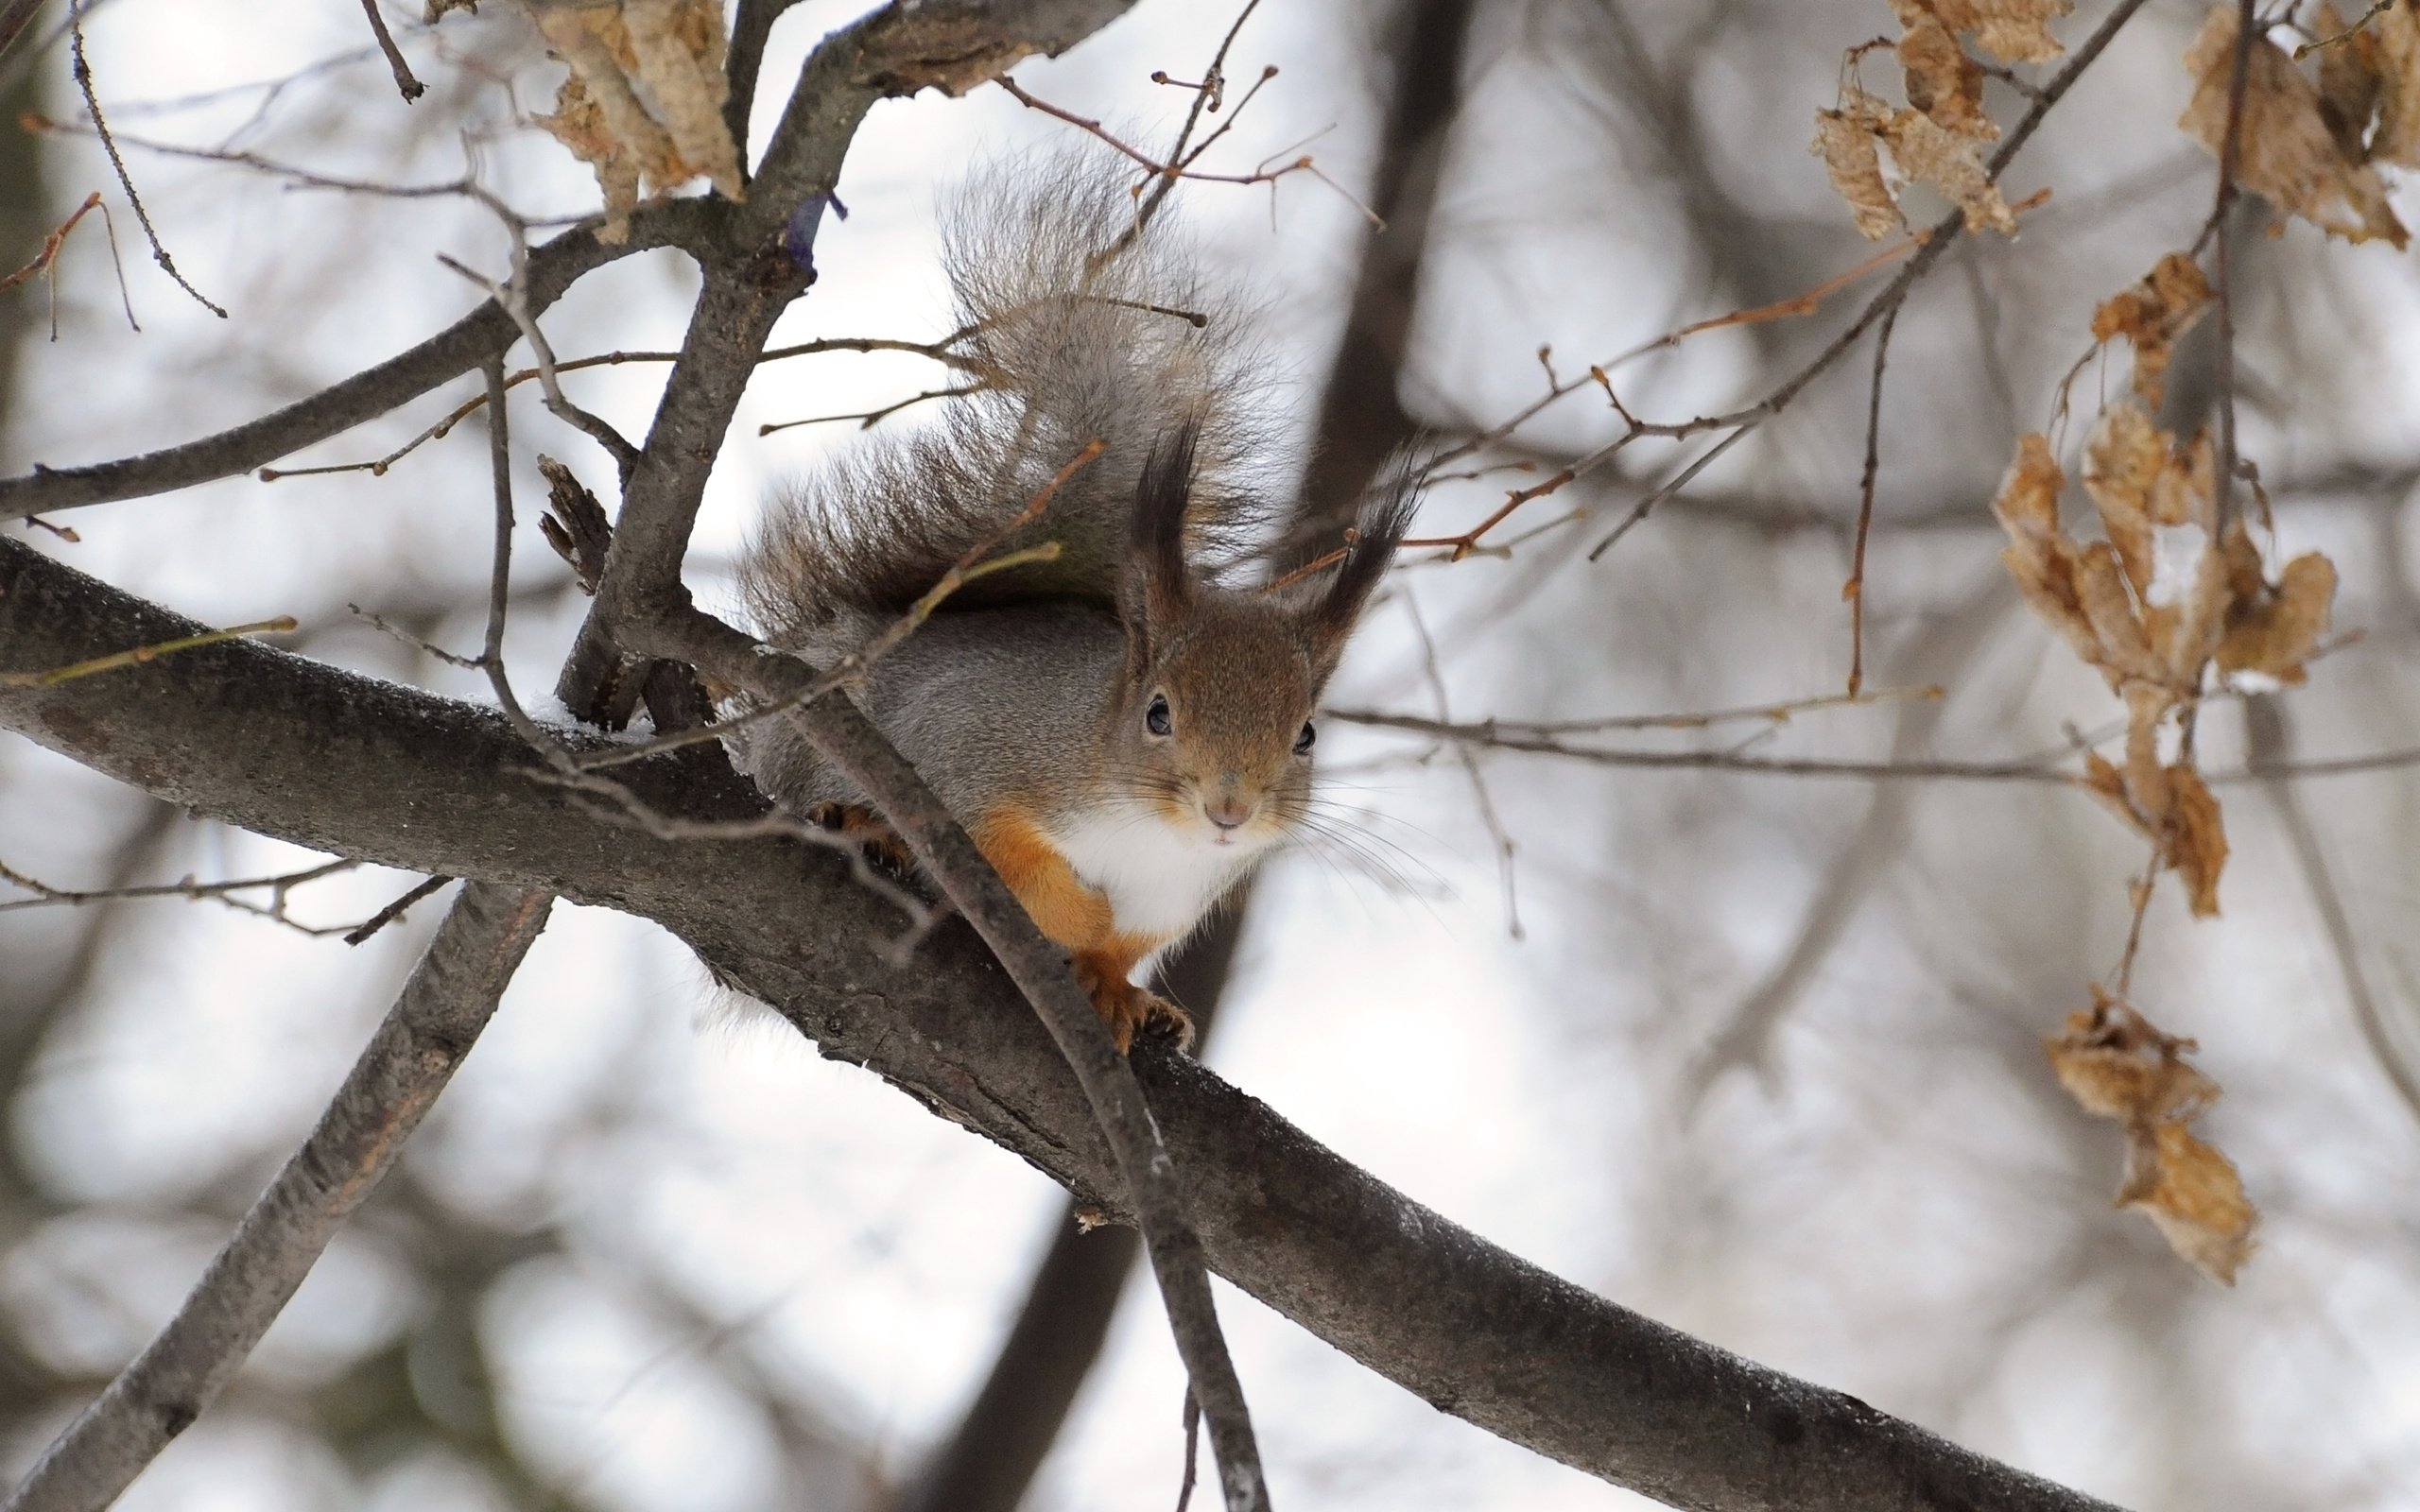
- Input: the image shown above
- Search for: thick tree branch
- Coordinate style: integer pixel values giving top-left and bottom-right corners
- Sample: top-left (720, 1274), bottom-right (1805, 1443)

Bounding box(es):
top-left (0, 881), bottom-right (552, 1512)
top-left (0, 540), bottom-right (2125, 1512)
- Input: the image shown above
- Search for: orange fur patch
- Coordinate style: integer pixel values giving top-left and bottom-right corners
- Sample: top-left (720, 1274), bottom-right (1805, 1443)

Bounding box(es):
top-left (972, 807), bottom-right (1115, 949)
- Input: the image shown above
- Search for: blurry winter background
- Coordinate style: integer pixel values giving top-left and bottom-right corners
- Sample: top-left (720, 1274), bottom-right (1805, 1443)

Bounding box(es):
top-left (4, 0), bottom-right (2420, 1508)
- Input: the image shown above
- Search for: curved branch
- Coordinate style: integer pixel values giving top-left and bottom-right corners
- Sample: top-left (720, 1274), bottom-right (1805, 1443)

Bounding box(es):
top-left (0, 198), bottom-right (721, 516)
top-left (0, 541), bottom-right (2124, 1512)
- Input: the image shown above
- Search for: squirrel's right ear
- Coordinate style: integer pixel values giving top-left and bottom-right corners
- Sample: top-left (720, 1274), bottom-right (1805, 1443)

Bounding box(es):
top-left (1301, 453), bottom-right (1420, 668)
top-left (1123, 426), bottom-right (1199, 638)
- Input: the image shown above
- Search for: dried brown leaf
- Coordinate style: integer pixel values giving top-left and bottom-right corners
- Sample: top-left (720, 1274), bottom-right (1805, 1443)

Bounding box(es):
top-left (622, 0), bottom-right (741, 199)
top-left (1815, 91), bottom-right (1906, 239)
top-left (424, 0), bottom-right (477, 19)
top-left (2077, 541), bottom-right (2159, 684)
top-left (1899, 15), bottom-right (1996, 139)
top-left (2089, 252), bottom-right (2214, 409)
top-left (1879, 104), bottom-right (2016, 232)
top-left (1992, 431), bottom-right (2066, 540)
top-left (2046, 993), bottom-right (2216, 1123)
top-left (532, 74), bottom-right (644, 245)
top-left (2047, 993), bottom-right (2256, 1284)
top-left (2124, 1121), bottom-right (2258, 1283)
top-left (2373, 0), bottom-right (2420, 164)
top-left (2082, 404), bottom-right (2164, 594)
top-left (1893, 0), bottom-right (2073, 64)
top-left (2217, 548), bottom-right (2340, 685)
top-left (2315, 4), bottom-right (2387, 159)
top-left (2180, 7), bottom-right (2409, 247)
top-left (527, 0), bottom-right (743, 242)
top-left (2165, 762), bottom-right (2227, 917)
top-left (1994, 435), bottom-right (2118, 673)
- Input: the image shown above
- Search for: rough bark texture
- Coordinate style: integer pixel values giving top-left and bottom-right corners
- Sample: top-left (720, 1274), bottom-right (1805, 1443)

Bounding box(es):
top-left (0, 536), bottom-right (2127, 1512)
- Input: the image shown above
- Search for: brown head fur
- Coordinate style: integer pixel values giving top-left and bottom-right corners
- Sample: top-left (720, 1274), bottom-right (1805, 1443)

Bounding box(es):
top-left (1103, 429), bottom-right (1416, 843)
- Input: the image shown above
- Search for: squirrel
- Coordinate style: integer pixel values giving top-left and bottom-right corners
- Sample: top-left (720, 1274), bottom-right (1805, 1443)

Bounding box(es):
top-left (728, 155), bottom-right (1418, 1054)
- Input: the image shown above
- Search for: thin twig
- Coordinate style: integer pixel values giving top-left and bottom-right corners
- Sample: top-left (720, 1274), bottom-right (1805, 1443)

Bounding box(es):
top-left (1138, 0), bottom-right (1266, 230)
top-left (340, 872), bottom-right (450, 946)
top-left (1173, 1391), bottom-right (1202, 1512)
top-left (0, 615), bottom-right (295, 687)
top-left (474, 354), bottom-right (582, 772)
top-left (758, 383), bottom-right (981, 436)
top-left (259, 335), bottom-right (970, 483)
top-left (2209, 0), bottom-right (2256, 535)
top-left (1329, 684), bottom-right (1942, 738)
top-left (66, 0), bottom-right (225, 318)
top-left (1845, 302), bottom-right (1899, 696)
top-left (354, 0), bottom-right (424, 102)
top-left (0, 193), bottom-right (133, 336)
top-left (2294, 0), bottom-right (2394, 55)
top-left (443, 252), bottom-right (640, 478)
top-left (2110, 837), bottom-right (2164, 997)
top-left (1000, 73), bottom-right (1379, 227)
top-left (0, 197), bottom-right (720, 516)
top-left (1333, 708), bottom-right (2420, 786)
top-left (0, 855), bottom-right (357, 936)
top-left (346, 602), bottom-right (481, 669)
top-left (1412, 190), bottom-right (2049, 531)
top-left (523, 765), bottom-right (942, 956)
top-left (1418, 4), bottom-right (2153, 567)
top-left (1571, 0), bottom-right (2157, 559)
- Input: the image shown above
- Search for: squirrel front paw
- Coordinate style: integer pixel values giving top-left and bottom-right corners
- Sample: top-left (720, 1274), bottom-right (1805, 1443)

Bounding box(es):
top-left (1071, 956), bottom-right (1195, 1055)
top-left (804, 801), bottom-right (915, 872)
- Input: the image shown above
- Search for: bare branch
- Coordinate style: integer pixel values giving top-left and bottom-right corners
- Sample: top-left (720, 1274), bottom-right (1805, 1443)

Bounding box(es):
top-left (65, 0), bottom-right (223, 318)
top-left (1845, 301), bottom-right (1900, 696)
top-left (0, 855), bottom-right (360, 940)
top-left (1329, 705), bottom-right (2420, 786)
top-left (0, 197), bottom-right (718, 515)
top-left (0, 883), bottom-right (552, 1512)
top-left (354, 0), bottom-right (424, 103)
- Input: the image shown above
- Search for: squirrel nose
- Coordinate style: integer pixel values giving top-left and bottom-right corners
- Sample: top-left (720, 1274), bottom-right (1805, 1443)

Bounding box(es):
top-left (1204, 794), bottom-right (1254, 831)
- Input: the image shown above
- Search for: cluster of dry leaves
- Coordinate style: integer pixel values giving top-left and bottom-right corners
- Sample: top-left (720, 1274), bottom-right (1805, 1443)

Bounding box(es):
top-left (2045, 990), bottom-right (2260, 1283)
top-left (1994, 394), bottom-right (2337, 921)
top-left (1802, 4), bottom-right (2420, 1283)
top-left (2180, 4), bottom-right (2420, 248)
top-left (431, 0), bottom-right (747, 243)
top-left (1812, 0), bottom-right (2074, 239)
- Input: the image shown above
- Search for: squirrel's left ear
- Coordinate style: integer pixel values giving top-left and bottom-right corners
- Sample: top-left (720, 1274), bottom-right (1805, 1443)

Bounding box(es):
top-left (1122, 426), bottom-right (1199, 647)
top-left (1301, 453), bottom-right (1420, 672)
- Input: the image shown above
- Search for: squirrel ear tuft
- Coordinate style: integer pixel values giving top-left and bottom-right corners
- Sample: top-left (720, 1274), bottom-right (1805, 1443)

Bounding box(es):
top-left (1303, 451), bottom-right (1420, 660)
top-left (1127, 425), bottom-right (1200, 627)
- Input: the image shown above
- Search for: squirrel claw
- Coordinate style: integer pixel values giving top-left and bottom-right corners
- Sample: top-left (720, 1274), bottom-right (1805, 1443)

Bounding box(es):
top-left (1073, 958), bottom-right (1194, 1055)
top-left (804, 802), bottom-right (915, 872)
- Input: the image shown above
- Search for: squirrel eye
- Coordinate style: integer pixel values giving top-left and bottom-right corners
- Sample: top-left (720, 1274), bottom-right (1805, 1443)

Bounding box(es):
top-left (1294, 720), bottom-right (1316, 755)
top-left (1146, 694), bottom-right (1173, 737)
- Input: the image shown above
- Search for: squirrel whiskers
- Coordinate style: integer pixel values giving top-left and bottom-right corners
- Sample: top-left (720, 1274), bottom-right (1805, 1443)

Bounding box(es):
top-left (732, 152), bottom-right (1418, 1052)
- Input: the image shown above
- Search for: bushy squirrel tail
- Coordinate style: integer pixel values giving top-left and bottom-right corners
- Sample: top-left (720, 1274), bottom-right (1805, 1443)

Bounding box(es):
top-left (741, 153), bottom-right (1276, 647)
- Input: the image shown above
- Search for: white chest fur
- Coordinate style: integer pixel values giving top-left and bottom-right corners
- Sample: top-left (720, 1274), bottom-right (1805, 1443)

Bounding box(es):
top-left (1047, 803), bottom-right (1265, 947)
